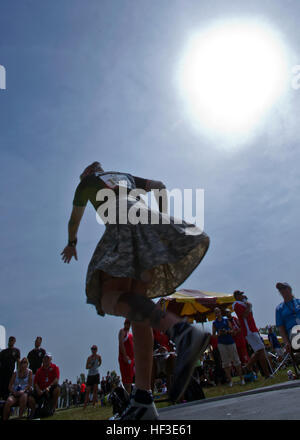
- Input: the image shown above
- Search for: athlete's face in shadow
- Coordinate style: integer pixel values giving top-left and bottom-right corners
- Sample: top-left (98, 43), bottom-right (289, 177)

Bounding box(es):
top-left (80, 162), bottom-right (103, 180)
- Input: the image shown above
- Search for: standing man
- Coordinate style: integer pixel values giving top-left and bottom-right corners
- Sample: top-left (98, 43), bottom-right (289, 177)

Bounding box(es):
top-left (0, 336), bottom-right (20, 399)
top-left (118, 319), bottom-right (135, 394)
top-left (233, 291), bottom-right (270, 378)
top-left (225, 309), bottom-right (250, 366)
top-left (83, 345), bottom-right (102, 409)
top-left (275, 282), bottom-right (300, 353)
top-left (212, 307), bottom-right (245, 387)
top-left (27, 336), bottom-right (46, 380)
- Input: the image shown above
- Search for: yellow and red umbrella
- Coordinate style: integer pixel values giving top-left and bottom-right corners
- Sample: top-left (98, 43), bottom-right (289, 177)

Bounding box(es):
top-left (159, 289), bottom-right (235, 323)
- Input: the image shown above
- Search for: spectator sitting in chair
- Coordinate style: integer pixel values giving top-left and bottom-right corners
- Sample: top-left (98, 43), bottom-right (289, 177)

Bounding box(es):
top-left (275, 282), bottom-right (300, 354)
top-left (267, 326), bottom-right (284, 360)
top-left (29, 352), bottom-right (60, 417)
top-left (2, 357), bottom-right (35, 420)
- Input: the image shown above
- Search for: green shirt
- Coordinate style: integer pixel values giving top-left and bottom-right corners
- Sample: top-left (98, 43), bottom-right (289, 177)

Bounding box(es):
top-left (73, 172), bottom-right (148, 211)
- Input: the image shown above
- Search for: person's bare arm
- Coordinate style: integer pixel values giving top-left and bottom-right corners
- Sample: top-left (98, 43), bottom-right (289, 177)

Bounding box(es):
top-left (61, 206), bottom-right (86, 263)
top-left (212, 323), bottom-right (217, 336)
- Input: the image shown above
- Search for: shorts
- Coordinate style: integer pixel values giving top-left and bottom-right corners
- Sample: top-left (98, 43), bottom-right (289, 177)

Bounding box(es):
top-left (218, 343), bottom-right (241, 369)
top-left (86, 374), bottom-right (100, 387)
top-left (246, 332), bottom-right (265, 353)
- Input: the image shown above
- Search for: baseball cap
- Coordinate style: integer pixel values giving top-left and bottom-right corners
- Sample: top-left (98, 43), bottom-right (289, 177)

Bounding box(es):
top-left (276, 282), bottom-right (291, 289)
top-left (44, 352), bottom-right (52, 358)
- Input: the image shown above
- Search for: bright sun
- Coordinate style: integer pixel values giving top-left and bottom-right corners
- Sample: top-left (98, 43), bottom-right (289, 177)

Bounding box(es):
top-left (176, 20), bottom-right (289, 140)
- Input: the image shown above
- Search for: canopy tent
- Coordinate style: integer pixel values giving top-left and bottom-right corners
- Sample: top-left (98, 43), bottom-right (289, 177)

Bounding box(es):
top-left (159, 289), bottom-right (235, 323)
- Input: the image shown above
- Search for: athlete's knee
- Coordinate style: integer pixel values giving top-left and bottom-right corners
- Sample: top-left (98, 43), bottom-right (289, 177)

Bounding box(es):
top-left (117, 292), bottom-right (166, 327)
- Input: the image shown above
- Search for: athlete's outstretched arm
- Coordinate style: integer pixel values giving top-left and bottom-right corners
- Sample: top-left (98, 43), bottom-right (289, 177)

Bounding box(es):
top-left (61, 206), bottom-right (86, 263)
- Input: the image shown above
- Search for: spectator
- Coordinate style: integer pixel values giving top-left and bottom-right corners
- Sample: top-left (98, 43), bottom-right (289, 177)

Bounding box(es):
top-left (67, 381), bottom-right (72, 407)
top-left (209, 334), bottom-right (226, 385)
top-left (83, 345), bottom-right (101, 409)
top-left (2, 357), bottom-right (34, 420)
top-left (267, 326), bottom-right (284, 359)
top-left (29, 352), bottom-right (60, 417)
top-left (59, 380), bottom-right (68, 408)
top-left (233, 290), bottom-right (270, 378)
top-left (100, 376), bottom-right (106, 395)
top-left (225, 309), bottom-right (250, 366)
top-left (118, 319), bottom-right (135, 394)
top-left (71, 382), bottom-right (79, 406)
top-left (80, 382), bottom-right (86, 404)
top-left (212, 307), bottom-right (245, 387)
top-left (27, 336), bottom-right (46, 379)
top-left (105, 372), bottom-right (112, 394)
top-left (0, 336), bottom-right (21, 400)
top-left (275, 282), bottom-right (300, 353)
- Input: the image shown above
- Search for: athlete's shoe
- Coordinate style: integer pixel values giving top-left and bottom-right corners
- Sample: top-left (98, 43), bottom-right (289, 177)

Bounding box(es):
top-left (168, 322), bottom-right (211, 402)
top-left (114, 389), bottom-right (159, 420)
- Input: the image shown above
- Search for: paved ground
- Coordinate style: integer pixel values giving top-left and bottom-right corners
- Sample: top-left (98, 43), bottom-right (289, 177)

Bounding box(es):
top-left (159, 380), bottom-right (300, 420)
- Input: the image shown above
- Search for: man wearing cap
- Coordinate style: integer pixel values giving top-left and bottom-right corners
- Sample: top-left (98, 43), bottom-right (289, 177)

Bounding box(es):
top-left (233, 291), bottom-right (270, 378)
top-left (275, 282), bottom-right (300, 353)
top-left (83, 345), bottom-right (102, 409)
top-left (30, 353), bottom-right (60, 416)
top-left (118, 319), bottom-right (135, 394)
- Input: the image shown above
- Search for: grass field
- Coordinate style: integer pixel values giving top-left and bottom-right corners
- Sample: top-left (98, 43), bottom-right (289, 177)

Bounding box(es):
top-left (44, 366), bottom-right (293, 420)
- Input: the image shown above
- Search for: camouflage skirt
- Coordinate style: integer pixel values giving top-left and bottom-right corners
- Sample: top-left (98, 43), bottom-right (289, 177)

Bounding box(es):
top-left (85, 198), bottom-right (210, 315)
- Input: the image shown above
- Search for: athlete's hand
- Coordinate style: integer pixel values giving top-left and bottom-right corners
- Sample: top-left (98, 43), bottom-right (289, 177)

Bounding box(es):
top-left (61, 246), bottom-right (78, 263)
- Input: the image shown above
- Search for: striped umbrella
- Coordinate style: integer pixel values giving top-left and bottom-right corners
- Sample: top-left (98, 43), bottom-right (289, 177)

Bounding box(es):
top-left (159, 289), bottom-right (235, 323)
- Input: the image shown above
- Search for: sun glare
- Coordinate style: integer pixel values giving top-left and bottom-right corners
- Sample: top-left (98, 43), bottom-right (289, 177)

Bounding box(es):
top-left (176, 20), bottom-right (289, 143)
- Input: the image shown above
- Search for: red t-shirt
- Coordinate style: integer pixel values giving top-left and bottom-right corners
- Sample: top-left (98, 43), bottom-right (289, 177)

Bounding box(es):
top-left (34, 363), bottom-right (60, 390)
top-left (233, 301), bottom-right (258, 336)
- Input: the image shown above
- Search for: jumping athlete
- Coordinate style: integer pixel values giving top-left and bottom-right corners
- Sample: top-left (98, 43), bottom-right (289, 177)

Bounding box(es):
top-left (61, 161), bottom-right (211, 420)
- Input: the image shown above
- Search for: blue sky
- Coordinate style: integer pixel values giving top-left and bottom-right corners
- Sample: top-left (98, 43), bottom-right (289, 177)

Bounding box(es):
top-left (1, 0), bottom-right (300, 382)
